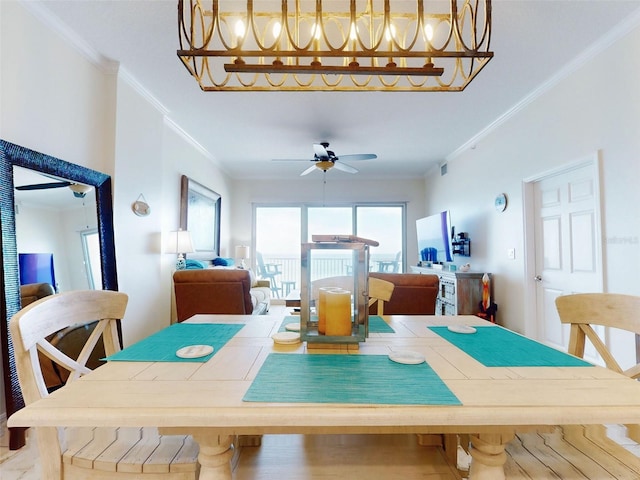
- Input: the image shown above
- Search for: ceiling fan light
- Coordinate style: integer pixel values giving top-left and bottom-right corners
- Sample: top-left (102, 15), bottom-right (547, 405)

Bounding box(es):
top-left (316, 161), bottom-right (334, 171)
top-left (69, 184), bottom-right (92, 195)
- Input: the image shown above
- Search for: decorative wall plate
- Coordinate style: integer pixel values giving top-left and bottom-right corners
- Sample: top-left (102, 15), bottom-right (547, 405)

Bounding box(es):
top-left (132, 194), bottom-right (150, 216)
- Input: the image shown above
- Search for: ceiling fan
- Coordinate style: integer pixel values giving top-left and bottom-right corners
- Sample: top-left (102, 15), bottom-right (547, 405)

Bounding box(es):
top-left (15, 179), bottom-right (92, 198)
top-left (273, 142), bottom-right (377, 176)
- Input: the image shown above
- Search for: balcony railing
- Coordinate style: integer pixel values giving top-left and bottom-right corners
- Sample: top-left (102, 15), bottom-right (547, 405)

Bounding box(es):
top-left (256, 254), bottom-right (402, 298)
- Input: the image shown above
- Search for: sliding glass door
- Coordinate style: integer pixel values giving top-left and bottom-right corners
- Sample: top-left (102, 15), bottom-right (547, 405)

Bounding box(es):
top-left (254, 204), bottom-right (405, 298)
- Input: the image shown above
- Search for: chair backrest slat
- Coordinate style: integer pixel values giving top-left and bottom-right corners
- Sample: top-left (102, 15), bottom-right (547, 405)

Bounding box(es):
top-left (368, 278), bottom-right (395, 316)
top-left (556, 293), bottom-right (640, 378)
top-left (10, 290), bottom-right (128, 405)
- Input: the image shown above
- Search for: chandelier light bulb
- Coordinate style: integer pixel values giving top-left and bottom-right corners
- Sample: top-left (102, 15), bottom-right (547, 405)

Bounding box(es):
top-left (272, 21), bottom-right (281, 38)
top-left (312, 23), bottom-right (321, 40)
top-left (425, 23), bottom-right (434, 42)
top-left (235, 19), bottom-right (245, 38)
top-left (385, 24), bottom-right (396, 42)
top-left (350, 23), bottom-right (357, 40)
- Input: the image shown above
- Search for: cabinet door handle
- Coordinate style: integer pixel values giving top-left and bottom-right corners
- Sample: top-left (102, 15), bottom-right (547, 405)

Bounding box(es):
top-left (534, 275), bottom-right (543, 282)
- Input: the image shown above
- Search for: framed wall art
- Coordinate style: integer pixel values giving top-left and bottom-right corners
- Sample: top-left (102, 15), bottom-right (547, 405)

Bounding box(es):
top-left (179, 175), bottom-right (221, 260)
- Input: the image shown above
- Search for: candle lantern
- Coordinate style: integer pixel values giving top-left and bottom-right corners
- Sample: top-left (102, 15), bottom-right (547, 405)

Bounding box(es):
top-left (300, 235), bottom-right (379, 346)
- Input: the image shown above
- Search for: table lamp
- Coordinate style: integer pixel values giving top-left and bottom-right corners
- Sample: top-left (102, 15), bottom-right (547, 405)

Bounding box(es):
top-left (235, 245), bottom-right (249, 269)
top-left (168, 229), bottom-right (194, 270)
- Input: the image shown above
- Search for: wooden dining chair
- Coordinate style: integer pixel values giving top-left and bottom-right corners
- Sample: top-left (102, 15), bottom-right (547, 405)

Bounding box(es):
top-left (555, 293), bottom-right (640, 378)
top-left (556, 292), bottom-right (640, 444)
top-left (10, 290), bottom-right (199, 479)
top-left (368, 277), bottom-right (395, 315)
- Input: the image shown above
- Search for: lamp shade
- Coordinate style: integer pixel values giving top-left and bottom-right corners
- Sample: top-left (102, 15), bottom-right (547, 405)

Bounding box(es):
top-left (235, 245), bottom-right (249, 259)
top-left (167, 229), bottom-right (194, 254)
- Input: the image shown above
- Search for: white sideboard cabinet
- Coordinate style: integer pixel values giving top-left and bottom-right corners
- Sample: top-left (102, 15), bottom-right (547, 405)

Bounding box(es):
top-left (410, 266), bottom-right (493, 317)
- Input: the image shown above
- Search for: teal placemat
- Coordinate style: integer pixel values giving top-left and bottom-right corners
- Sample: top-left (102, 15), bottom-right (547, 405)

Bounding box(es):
top-left (279, 316), bottom-right (302, 332)
top-left (279, 315), bottom-right (394, 333)
top-left (106, 323), bottom-right (244, 363)
top-left (368, 315), bottom-right (395, 333)
top-left (243, 353), bottom-right (461, 405)
top-left (429, 326), bottom-right (592, 367)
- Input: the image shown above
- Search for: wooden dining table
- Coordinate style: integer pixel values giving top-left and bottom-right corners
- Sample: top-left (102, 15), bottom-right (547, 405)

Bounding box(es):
top-left (9, 313), bottom-right (640, 480)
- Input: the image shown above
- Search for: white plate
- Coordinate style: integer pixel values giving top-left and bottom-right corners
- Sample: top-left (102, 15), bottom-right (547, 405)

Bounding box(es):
top-left (285, 322), bottom-right (301, 332)
top-left (447, 325), bottom-right (477, 334)
top-left (388, 350), bottom-right (425, 365)
top-left (176, 344), bottom-right (214, 359)
top-left (272, 331), bottom-right (301, 344)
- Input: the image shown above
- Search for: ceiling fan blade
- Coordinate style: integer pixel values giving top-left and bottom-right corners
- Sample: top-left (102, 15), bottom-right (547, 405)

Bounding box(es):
top-left (313, 143), bottom-right (330, 160)
top-left (15, 181), bottom-right (72, 191)
top-left (338, 153), bottom-right (377, 161)
top-left (300, 165), bottom-right (319, 176)
top-left (272, 158), bottom-right (312, 162)
top-left (333, 162), bottom-right (358, 174)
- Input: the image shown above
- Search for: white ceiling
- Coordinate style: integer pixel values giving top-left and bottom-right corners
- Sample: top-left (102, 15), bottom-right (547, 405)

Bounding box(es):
top-left (24, 0), bottom-right (640, 181)
top-left (13, 166), bottom-right (96, 210)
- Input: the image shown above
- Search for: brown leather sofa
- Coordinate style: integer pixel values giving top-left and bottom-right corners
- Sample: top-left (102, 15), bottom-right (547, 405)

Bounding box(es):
top-left (369, 272), bottom-right (439, 315)
top-left (173, 268), bottom-right (269, 322)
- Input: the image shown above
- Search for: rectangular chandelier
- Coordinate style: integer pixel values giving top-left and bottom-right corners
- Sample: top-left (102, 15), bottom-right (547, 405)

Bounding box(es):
top-left (177, 0), bottom-right (493, 92)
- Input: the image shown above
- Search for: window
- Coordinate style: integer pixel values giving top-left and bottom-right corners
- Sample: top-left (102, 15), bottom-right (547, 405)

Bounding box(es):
top-left (254, 204), bottom-right (405, 297)
top-left (81, 229), bottom-right (102, 289)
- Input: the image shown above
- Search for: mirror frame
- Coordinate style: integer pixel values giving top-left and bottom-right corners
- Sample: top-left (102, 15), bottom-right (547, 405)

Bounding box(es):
top-left (0, 139), bottom-right (119, 449)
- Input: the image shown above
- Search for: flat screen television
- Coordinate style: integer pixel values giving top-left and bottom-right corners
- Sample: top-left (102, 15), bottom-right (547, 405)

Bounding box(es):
top-left (416, 211), bottom-right (454, 264)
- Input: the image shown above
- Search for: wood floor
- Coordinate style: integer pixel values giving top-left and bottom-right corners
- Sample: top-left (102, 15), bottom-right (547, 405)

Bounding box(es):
top-left (2, 423), bottom-right (640, 479)
top-left (232, 427), bottom-right (640, 480)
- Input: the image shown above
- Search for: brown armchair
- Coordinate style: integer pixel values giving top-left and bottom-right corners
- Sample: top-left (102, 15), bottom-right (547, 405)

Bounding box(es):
top-left (369, 272), bottom-right (439, 315)
top-left (20, 282), bottom-right (55, 307)
top-left (173, 268), bottom-right (268, 322)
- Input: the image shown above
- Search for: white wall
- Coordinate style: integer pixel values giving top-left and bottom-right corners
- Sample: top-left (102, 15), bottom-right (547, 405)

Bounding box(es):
top-left (229, 177), bottom-right (426, 268)
top-left (0, 1), bottom-right (234, 421)
top-left (15, 202), bottom-right (98, 292)
top-left (424, 22), bottom-right (640, 335)
top-left (110, 68), bottom-right (234, 346)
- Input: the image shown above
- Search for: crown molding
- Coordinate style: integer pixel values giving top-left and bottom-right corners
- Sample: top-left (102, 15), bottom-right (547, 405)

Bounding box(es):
top-left (446, 7), bottom-right (640, 163)
top-left (163, 117), bottom-right (228, 174)
top-left (19, 0), bottom-right (119, 74)
top-left (118, 67), bottom-right (169, 117)
top-left (18, 2), bottom-right (171, 117)
top-left (18, 1), bottom-right (213, 165)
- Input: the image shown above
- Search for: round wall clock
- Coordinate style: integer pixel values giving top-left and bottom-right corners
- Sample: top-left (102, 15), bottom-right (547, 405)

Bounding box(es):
top-left (494, 193), bottom-right (507, 212)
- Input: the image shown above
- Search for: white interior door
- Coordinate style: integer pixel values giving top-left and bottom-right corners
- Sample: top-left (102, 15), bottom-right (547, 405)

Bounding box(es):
top-left (531, 160), bottom-right (603, 360)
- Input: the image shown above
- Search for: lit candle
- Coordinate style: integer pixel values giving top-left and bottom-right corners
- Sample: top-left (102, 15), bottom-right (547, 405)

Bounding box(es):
top-left (318, 287), bottom-right (341, 334)
top-left (325, 289), bottom-right (352, 336)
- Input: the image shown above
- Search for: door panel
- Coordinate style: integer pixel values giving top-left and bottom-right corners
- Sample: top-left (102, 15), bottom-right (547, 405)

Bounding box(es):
top-left (533, 163), bottom-right (603, 354)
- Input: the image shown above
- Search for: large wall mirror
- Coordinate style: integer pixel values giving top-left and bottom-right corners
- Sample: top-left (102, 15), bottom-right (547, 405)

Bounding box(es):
top-left (0, 139), bottom-right (118, 449)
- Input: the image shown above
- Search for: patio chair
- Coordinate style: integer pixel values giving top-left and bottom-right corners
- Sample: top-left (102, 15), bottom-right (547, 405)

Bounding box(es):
top-left (256, 251), bottom-right (282, 298)
top-left (377, 251), bottom-right (402, 273)
top-left (10, 290), bottom-right (199, 479)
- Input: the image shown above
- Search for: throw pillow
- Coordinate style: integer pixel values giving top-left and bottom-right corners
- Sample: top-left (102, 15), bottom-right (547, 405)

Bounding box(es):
top-left (185, 259), bottom-right (205, 269)
top-left (212, 257), bottom-right (229, 266)
top-left (247, 268), bottom-right (257, 287)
